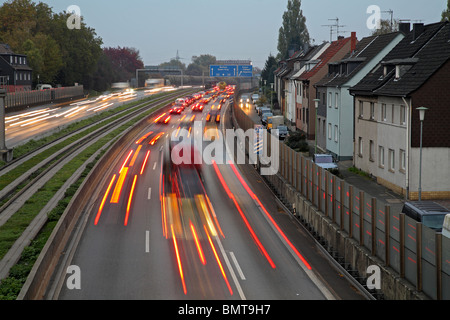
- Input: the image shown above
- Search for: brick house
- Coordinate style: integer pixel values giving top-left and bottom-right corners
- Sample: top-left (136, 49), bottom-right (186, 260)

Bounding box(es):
top-left (295, 33), bottom-right (356, 140)
top-left (349, 22), bottom-right (450, 200)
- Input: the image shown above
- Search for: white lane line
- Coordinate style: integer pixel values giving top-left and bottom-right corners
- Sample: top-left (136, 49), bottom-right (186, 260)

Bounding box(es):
top-left (148, 187), bottom-right (152, 200)
top-left (229, 252), bottom-right (246, 280)
top-left (145, 231), bottom-right (150, 253)
top-left (215, 237), bottom-right (246, 300)
top-left (153, 162), bottom-right (157, 170)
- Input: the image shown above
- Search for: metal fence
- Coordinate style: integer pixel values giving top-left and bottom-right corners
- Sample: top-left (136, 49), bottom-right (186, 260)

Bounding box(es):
top-left (233, 92), bottom-right (449, 300)
top-left (5, 85), bottom-right (85, 109)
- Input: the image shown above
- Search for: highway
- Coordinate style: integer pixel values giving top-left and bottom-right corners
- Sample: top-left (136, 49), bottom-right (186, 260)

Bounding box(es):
top-left (50, 87), bottom-right (365, 300)
top-left (4, 87), bottom-right (176, 147)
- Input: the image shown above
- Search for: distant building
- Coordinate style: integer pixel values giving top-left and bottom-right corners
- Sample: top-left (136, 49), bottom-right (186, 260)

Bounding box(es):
top-left (0, 44), bottom-right (33, 92)
top-left (349, 22), bottom-right (450, 200)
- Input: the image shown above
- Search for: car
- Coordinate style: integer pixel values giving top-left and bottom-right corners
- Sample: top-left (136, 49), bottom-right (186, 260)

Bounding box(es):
top-left (401, 201), bottom-right (450, 231)
top-left (169, 106), bottom-right (183, 114)
top-left (261, 112), bottom-right (273, 125)
top-left (191, 102), bottom-right (204, 112)
top-left (155, 113), bottom-right (171, 124)
top-left (313, 154), bottom-right (338, 170)
top-left (274, 125), bottom-right (289, 140)
top-left (443, 214), bottom-right (450, 238)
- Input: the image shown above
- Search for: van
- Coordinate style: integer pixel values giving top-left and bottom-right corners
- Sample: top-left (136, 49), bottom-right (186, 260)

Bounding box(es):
top-left (442, 214), bottom-right (450, 238)
top-left (401, 201), bottom-right (450, 231)
top-left (36, 84), bottom-right (52, 90)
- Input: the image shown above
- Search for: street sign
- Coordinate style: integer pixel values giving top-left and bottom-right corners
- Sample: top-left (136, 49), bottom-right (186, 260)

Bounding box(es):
top-left (254, 125), bottom-right (264, 155)
top-left (238, 65), bottom-right (253, 77)
top-left (210, 65), bottom-right (237, 77)
top-left (209, 65), bottom-right (253, 78)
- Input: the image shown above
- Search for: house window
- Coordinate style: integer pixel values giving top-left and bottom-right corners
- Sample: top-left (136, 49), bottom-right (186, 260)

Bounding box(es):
top-left (328, 92), bottom-right (332, 108)
top-left (400, 105), bottom-right (406, 125)
top-left (358, 137), bottom-right (363, 157)
top-left (335, 93), bottom-right (339, 109)
top-left (359, 101), bottom-right (363, 118)
top-left (391, 104), bottom-right (395, 123)
top-left (323, 120), bottom-right (326, 136)
top-left (379, 146), bottom-right (385, 168)
top-left (389, 149), bottom-right (395, 172)
top-left (381, 104), bottom-right (386, 121)
top-left (400, 149), bottom-right (406, 173)
top-left (370, 102), bottom-right (375, 120)
top-left (328, 123), bottom-right (332, 140)
top-left (334, 125), bottom-right (338, 142)
top-left (369, 140), bottom-right (375, 162)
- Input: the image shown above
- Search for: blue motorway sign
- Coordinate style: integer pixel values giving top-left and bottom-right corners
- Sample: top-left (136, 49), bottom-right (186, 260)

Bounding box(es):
top-left (210, 65), bottom-right (253, 77)
top-left (238, 65), bottom-right (253, 77)
top-left (210, 65), bottom-right (237, 77)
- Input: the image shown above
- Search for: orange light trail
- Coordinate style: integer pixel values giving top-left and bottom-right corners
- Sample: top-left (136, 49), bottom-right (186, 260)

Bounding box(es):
top-left (124, 175), bottom-right (137, 226)
top-left (94, 174), bottom-right (116, 225)
top-left (129, 145), bottom-right (142, 167)
top-left (150, 132), bottom-right (164, 145)
top-left (135, 131), bottom-right (153, 144)
top-left (110, 167), bottom-right (128, 203)
top-left (154, 113), bottom-right (166, 123)
top-left (190, 221), bottom-right (206, 265)
top-left (171, 224), bottom-right (187, 295)
top-left (204, 225), bottom-right (233, 296)
top-left (228, 161), bottom-right (312, 270)
top-left (140, 150), bottom-right (150, 175)
top-left (212, 161), bottom-right (275, 269)
top-left (119, 150), bottom-right (133, 174)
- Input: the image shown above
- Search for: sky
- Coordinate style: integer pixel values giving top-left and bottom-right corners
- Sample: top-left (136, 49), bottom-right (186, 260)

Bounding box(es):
top-left (17, 0), bottom-right (448, 69)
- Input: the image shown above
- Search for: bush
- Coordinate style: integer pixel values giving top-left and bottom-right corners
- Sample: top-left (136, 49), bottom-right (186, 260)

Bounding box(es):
top-left (285, 131), bottom-right (309, 152)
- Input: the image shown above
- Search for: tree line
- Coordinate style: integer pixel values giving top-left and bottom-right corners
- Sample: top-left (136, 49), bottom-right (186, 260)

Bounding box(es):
top-left (0, 0), bottom-right (144, 92)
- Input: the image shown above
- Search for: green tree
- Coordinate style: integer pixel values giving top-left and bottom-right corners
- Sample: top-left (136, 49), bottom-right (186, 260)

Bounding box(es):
top-left (186, 54), bottom-right (216, 76)
top-left (261, 54), bottom-right (278, 85)
top-left (442, 0), bottom-right (450, 21)
top-left (277, 0), bottom-right (310, 60)
top-left (371, 19), bottom-right (399, 36)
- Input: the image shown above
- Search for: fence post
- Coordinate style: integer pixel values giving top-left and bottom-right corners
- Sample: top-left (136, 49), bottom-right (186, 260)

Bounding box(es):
top-left (436, 233), bottom-right (442, 300)
top-left (359, 191), bottom-right (364, 246)
top-left (348, 185), bottom-right (353, 238)
top-left (416, 222), bottom-right (422, 292)
top-left (371, 197), bottom-right (376, 256)
top-left (400, 213), bottom-right (405, 278)
top-left (340, 180), bottom-right (344, 230)
top-left (385, 205), bottom-right (391, 267)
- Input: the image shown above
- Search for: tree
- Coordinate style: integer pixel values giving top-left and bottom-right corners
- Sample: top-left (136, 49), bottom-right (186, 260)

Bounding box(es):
top-left (277, 0), bottom-right (310, 61)
top-left (185, 54), bottom-right (216, 76)
top-left (371, 19), bottom-right (399, 36)
top-left (261, 54), bottom-right (278, 85)
top-left (442, 0), bottom-right (450, 21)
top-left (103, 46), bottom-right (144, 83)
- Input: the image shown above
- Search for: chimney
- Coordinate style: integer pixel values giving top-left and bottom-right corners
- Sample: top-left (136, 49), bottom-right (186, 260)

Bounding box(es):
top-left (412, 23), bottom-right (425, 40)
top-left (399, 22), bottom-right (411, 34)
top-left (351, 32), bottom-right (357, 52)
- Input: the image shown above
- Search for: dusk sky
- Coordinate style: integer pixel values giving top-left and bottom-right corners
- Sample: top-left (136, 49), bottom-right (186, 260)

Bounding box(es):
top-left (27, 0), bottom-right (447, 69)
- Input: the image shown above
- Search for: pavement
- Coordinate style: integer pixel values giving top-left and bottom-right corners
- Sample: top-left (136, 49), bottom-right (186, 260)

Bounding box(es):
top-left (239, 94), bottom-right (450, 214)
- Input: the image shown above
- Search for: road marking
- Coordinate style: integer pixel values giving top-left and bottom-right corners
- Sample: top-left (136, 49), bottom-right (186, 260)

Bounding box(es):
top-left (153, 162), bottom-right (157, 170)
top-left (145, 230), bottom-right (150, 253)
top-left (148, 187), bottom-right (152, 200)
top-left (229, 252), bottom-right (246, 280)
top-left (215, 237), bottom-right (246, 300)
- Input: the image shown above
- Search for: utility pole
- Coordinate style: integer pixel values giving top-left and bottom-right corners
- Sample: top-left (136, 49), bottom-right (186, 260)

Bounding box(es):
top-left (0, 76), bottom-right (13, 162)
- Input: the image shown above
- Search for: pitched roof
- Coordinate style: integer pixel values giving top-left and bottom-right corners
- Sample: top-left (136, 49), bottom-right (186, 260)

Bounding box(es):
top-left (296, 36), bottom-right (351, 81)
top-left (350, 22), bottom-right (450, 97)
top-left (316, 32), bottom-right (402, 88)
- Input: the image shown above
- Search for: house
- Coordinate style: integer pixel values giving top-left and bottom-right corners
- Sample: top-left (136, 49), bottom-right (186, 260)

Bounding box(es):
top-left (0, 44), bottom-right (33, 92)
top-left (349, 22), bottom-right (450, 200)
top-left (315, 31), bottom-right (404, 160)
top-left (294, 33), bottom-right (357, 140)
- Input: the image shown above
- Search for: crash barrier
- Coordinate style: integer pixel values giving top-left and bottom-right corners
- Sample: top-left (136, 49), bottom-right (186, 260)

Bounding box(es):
top-left (5, 85), bottom-right (85, 111)
top-left (232, 95), bottom-right (449, 300)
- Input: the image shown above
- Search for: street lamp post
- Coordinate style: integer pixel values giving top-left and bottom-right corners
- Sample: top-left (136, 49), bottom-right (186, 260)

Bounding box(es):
top-left (416, 106), bottom-right (428, 201)
top-left (314, 99), bottom-right (320, 156)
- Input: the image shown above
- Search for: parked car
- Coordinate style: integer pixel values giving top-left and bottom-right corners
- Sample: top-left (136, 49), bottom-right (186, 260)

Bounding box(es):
top-left (443, 214), bottom-right (450, 238)
top-left (261, 112), bottom-right (273, 125)
top-left (313, 154), bottom-right (338, 170)
top-left (274, 125), bottom-right (289, 140)
top-left (401, 201), bottom-right (450, 231)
